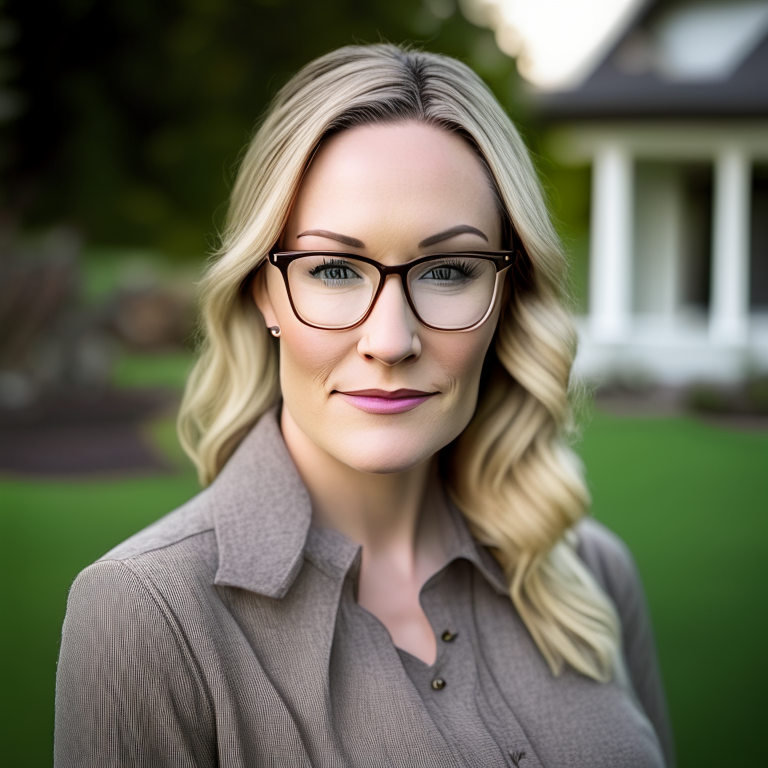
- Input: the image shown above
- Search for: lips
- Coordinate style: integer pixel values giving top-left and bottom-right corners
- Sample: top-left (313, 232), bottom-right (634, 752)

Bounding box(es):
top-left (337, 388), bottom-right (434, 399)
top-left (334, 388), bottom-right (437, 414)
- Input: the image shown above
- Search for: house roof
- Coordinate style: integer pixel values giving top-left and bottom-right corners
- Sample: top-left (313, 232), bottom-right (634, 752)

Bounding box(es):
top-left (532, 0), bottom-right (768, 120)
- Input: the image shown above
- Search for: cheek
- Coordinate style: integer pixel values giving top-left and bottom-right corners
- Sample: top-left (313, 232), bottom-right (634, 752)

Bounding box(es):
top-left (278, 329), bottom-right (348, 401)
top-left (434, 322), bottom-right (497, 400)
top-left (268, 271), bottom-right (348, 397)
top-left (429, 313), bottom-right (500, 439)
top-left (395, 326), bottom-right (496, 463)
top-left (443, 334), bottom-right (493, 382)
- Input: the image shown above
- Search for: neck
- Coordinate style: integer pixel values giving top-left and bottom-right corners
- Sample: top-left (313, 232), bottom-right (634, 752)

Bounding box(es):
top-left (280, 407), bottom-right (446, 574)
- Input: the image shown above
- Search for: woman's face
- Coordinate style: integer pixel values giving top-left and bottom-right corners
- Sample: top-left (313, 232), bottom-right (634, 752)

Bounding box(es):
top-left (255, 121), bottom-right (504, 474)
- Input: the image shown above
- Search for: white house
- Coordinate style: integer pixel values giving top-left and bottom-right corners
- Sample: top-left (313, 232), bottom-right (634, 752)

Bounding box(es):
top-left (533, 0), bottom-right (768, 384)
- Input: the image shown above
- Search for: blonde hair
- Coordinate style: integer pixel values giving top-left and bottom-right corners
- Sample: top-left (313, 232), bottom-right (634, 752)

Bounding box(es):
top-left (178, 44), bottom-right (619, 681)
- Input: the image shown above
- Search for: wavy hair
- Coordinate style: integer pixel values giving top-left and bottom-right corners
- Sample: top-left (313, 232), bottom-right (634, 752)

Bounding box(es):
top-left (178, 44), bottom-right (619, 681)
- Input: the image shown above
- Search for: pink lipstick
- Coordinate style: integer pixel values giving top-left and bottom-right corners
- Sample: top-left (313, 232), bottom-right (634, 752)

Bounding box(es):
top-left (335, 388), bottom-right (436, 414)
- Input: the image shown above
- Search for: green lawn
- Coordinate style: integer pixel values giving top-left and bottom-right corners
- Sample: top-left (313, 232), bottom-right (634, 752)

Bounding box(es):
top-left (579, 412), bottom-right (767, 768)
top-left (0, 409), bottom-right (765, 767)
top-left (112, 351), bottom-right (196, 391)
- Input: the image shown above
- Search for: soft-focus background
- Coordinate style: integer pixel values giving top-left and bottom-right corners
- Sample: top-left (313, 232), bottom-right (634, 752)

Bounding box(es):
top-left (1, 1), bottom-right (766, 766)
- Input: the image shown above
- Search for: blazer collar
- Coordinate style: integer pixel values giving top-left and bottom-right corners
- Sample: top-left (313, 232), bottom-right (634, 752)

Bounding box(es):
top-left (209, 406), bottom-right (508, 599)
top-left (210, 406), bottom-right (313, 598)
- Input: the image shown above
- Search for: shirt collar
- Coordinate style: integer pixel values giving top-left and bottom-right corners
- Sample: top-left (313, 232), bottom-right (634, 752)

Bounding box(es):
top-left (210, 406), bottom-right (313, 597)
top-left (209, 406), bottom-right (507, 598)
top-left (439, 488), bottom-right (509, 595)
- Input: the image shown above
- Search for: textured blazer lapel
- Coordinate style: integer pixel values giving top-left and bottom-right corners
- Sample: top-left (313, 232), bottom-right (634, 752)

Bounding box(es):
top-left (210, 407), bottom-right (312, 597)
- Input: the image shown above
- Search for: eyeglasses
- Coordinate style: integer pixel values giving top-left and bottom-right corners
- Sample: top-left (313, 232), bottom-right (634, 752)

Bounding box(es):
top-left (267, 249), bottom-right (518, 332)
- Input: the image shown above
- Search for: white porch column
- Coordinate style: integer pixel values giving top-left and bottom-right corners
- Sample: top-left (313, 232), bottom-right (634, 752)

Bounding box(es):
top-left (710, 148), bottom-right (751, 344)
top-left (589, 143), bottom-right (634, 342)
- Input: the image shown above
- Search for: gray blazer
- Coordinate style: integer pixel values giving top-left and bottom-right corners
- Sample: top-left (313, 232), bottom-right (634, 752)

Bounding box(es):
top-left (55, 408), bottom-right (674, 767)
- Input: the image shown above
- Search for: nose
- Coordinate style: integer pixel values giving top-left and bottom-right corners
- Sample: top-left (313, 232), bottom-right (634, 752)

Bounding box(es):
top-left (357, 274), bottom-right (421, 365)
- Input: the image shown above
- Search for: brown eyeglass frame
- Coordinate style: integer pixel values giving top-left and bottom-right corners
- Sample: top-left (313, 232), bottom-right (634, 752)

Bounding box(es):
top-left (266, 249), bottom-right (519, 332)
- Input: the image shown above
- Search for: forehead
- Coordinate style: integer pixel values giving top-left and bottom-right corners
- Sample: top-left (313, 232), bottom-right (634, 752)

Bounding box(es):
top-left (285, 122), bottom-right (501, 247)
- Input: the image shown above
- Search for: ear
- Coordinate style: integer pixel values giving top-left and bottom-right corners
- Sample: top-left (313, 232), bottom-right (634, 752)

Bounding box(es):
top-left (251, 263), bottom-right (279, 328)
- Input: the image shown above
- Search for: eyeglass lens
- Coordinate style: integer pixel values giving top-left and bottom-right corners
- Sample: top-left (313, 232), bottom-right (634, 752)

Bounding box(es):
top-left (286, 254), bottom-right (498, 329)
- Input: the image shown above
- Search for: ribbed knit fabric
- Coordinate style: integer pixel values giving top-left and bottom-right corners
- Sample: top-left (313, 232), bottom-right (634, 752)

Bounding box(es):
top-left (54, 407), bottom-right (674, 767)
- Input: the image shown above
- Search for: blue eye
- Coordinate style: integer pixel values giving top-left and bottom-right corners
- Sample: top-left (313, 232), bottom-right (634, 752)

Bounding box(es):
top-left (308, 259), bottom-right (363, 284)
top-left (419, 259), bottom-right (481, 283)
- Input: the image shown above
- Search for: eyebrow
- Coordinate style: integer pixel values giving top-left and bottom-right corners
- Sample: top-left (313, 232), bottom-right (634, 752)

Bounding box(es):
top-left (297, 225), bottom-right (489, 250)
top-left (296, 230), bottom-right (365, 248)
top-left (418, 225), bottom-right (489, 248)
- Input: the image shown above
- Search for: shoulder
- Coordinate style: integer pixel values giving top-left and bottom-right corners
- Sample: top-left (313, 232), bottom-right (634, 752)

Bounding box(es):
top-left (56, 498), bottom-right (218, 766)
top-left (60, 494), bottom-right (219, 688)
top-left (573, 518), bottom-right (654, 678)
top-left (574, 521), bottom-right (676, 765)
top-left (68, 489), bottom-right (219, 617)
top-left (573, 517), bottom-right (643, 614)
top-left (60, 490), bottom-right (225, 703)
top-left (100, 488), bottom-right (215, 563)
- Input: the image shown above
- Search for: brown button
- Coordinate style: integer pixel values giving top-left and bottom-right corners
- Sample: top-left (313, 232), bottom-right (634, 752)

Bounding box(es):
top-left (441, 630), bottom-right (458, 642)
top-left (431, 678), bottom-right (446, 690)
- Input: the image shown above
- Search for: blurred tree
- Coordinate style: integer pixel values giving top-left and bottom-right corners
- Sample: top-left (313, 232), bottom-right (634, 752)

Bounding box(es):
top-left (4, 0), bottom-right (523, 257)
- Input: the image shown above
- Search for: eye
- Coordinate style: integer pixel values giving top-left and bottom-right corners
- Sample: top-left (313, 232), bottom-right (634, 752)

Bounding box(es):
top-left (308, 259), bottom-right (364, 283)
top-left (418, 258), bottom-right (482, 283)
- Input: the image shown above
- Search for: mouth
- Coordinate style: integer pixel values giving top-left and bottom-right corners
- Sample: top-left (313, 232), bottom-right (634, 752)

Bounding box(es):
top-left (334, 388), bottom-right (438, 414)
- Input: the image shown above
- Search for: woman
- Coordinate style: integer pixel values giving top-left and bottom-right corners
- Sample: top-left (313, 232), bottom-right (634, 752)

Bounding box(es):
top-left (55, 45), bottom-right (674, 767)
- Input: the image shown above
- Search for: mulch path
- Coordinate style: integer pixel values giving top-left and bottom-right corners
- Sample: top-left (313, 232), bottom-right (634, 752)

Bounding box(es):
top-left (0, 389), bottom-right (178, 477)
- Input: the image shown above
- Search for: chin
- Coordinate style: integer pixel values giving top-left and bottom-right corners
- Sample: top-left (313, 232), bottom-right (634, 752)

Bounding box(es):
top-left (340, 446), bottom-right (433, 475)
top-left (331, 423), bottom-right (453, 475)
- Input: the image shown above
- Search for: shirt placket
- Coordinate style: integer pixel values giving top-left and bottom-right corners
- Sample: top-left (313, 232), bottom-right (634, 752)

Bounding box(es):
top-left (411, 564), bottom-right (512, 768)
top-left (420, 561), bottom-right (545, 768)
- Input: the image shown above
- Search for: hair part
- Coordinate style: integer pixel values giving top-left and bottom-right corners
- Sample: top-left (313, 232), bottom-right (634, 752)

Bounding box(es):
top-left (178, 43), bottom-right (619, 682)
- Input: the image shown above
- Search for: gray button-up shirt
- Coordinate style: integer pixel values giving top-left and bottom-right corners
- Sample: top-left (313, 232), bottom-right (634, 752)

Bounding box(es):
top-left (55, 408), bottom-right (674, 767)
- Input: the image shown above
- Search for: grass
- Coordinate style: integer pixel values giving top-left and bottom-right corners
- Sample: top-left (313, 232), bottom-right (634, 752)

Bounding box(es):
top-left (578, 412), bottom-right (767, 767)
top-left (112, 350), bottom-right (195, 391)
top-left (0, 407), bottom-right (765, 767)
top-left (0, 442), bottom-right (200, 768)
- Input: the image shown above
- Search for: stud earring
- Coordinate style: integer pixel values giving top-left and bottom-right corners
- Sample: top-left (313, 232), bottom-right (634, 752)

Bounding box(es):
top-left (268, 326), bottom-right (282, 338)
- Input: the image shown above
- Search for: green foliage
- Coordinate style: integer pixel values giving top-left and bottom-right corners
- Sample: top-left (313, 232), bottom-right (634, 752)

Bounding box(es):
top-left (538, 160), bottom-right (591, 312)
top-left (687, 377), bottom-right (768, 415)
top-left (747, 376), bottom-right (768, 411)
top-left (5, 0), bottom-right (522, 256)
